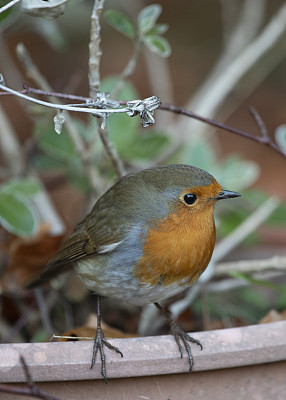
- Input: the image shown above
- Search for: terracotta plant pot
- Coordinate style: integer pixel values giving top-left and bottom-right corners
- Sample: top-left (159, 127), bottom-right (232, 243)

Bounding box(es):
top-left (1, 321), bottom-right (286, 400)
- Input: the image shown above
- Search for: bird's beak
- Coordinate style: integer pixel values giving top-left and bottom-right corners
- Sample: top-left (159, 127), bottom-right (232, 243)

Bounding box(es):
top-left (215, 190), bottom-right (241, 200)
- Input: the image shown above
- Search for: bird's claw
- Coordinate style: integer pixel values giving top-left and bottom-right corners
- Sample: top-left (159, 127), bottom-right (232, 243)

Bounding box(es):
top-left (91, 326), bottom-right (123, 383)
top-left (170, 321), bottom-right (203, 372)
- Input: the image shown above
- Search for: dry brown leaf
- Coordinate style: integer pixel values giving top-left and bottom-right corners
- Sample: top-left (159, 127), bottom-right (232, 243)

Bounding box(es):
top-left (58, 313), bottom-right (137, 340)
top-left (0, 223), bottom-right (64, 293)
top-left (259, 309), bottom-right (286, 324)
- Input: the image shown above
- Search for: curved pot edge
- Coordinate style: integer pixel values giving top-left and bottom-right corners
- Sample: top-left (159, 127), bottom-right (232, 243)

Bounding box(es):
top-left (1, 320), bottom-right (286, 383)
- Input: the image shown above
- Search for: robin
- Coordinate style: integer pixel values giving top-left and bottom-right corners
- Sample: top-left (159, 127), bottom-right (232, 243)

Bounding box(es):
top-left (27, 164), bottom-right (240, 382)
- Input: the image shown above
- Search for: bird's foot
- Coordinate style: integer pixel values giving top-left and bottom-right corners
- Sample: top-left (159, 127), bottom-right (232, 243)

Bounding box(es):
top-left (170, 320), bottom-right (203, 371)
top-left (91, 325), bottom-right (123, 383)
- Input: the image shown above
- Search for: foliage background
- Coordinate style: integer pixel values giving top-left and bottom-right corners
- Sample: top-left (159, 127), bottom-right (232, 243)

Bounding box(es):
top-left (0, 0), bottom-right (285, 344)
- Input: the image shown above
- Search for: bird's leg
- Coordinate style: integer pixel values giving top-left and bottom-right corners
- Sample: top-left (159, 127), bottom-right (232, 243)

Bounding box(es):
top-left (154, 302), bottom-right (203, 371)
top-left (91, 295), bottom-right (123, 383)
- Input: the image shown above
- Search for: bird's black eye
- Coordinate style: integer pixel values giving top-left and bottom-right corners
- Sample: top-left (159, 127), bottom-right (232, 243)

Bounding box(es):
top-left (183, 193), bottom-right (197, 205)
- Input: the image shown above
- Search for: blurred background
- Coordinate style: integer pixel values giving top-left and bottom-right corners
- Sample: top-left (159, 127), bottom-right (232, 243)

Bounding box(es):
top-left (0, 0), bottom-right (285, 344)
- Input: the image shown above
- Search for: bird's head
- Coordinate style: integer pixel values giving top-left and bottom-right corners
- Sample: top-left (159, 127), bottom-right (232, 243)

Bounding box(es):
top-left (117, 164), bottom-right (240, 224)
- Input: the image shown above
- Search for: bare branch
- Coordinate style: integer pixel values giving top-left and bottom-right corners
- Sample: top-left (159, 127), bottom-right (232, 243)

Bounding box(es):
top-left (159, 103), bottom-right (286, 159)
top-left (111, 40), bottom-right (143, 99)
top-left (214, 196), bottom-right (281, 262)
top-left (0, 86), bottom-right (91, 102)
top-left (0, 104), bottom-right (25, 175)
top-left (97, 123), bottom-right (126, 177)
top-left (0, 81), bottom-right (127, 115)
top-left (249, 107), bottom-right (268, 139)
top-left (0, 356), bottom-right (63, 400)
top-left (215, 256), bottom-right (286, 276)
top-left (0, 75), bottom-right (159, 185)
top-left (88, 0), bottom-right (127, 178)
top-left (0, 0), bottom-right (20, 14)
top-left (89, 0), bottom-right (106, 96)
top-left (174, 1), bottom-right (286, 144)
top-left (0, 81), bottom-right (160, 124)
top-left (1, 83), bottom-right (284, 158)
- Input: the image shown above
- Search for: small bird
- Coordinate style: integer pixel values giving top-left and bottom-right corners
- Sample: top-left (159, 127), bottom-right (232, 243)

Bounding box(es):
top-left (27, 164), bottom-right (240, 382)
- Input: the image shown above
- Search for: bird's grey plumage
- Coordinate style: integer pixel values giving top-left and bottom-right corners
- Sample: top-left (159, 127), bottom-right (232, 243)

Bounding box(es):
top-left (26, 164), bottom-right (215, 288)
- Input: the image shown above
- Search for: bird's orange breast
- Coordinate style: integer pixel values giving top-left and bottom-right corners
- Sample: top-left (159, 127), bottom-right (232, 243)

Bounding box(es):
top-left (133, 203), bottom-right (216, 287)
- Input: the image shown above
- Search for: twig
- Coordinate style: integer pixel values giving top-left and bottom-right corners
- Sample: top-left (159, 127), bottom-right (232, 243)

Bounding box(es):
top-left (21, 355), bottom-right (34, 390)
top-left (213, 196), bottom-right (281, 261)
top-left (16, 43), bottom-right (106, 193)
top-left (0, 316), bottom-right (24, 342)
top-left (97, 123), bottom-right (126, 177)
top-left (219, 0), bottom-right (265, 50)
top-left (0, 82), bottom-right (65, 236)
top-left (179, 0), bottom-right (266, 150)
top-left (88, 0), bottom-right (127, 178)
top-left (249, 106), bottom-right (268, 139)
top-left (2, 300), bottom-right (36, 343)
top-left (0, 86), bottom-right (91, 102)
top-left (0, 104), bottom-right (25, 175)
top-left (0, 356), bottom-right (62, 400)
top-left (159, 103), bottom-right (286, 158)
top-left (111, 40), bottom-right (143, 99)
top-left (34, 288), bottom-right (54, 335)
top-left (52, 335), bottom-right (93, 340)
top-left (219, 0), bottom-right (266, 64)
top-left (173, 1), bottom-right (286, 144)
top-left (89, 0), bottom-right (106, 96)
top-left (215, 256), bottom-right (286, 276)
top-left (0, 82), bottom-right (128, 115)
top-left (16, 43), bottom-right (52, 93)
top-left (207, 271), bottom-right (284, 294)
top-left (1, 84), bottom-right (285, 159)
top-left (0, 0), bottom-right (20, 14)
top-left (5, 82), bottom-right (159, 180)
top-left (138, 303), bottom-right (166, 336)
top-left (143, 47), bottom-right (175, 132)
top-left (1, 83), bottom-right (285, 158)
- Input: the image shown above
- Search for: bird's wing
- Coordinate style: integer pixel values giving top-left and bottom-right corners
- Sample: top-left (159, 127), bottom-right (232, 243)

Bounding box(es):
top-left (26, 201), bottom-right (126, 288)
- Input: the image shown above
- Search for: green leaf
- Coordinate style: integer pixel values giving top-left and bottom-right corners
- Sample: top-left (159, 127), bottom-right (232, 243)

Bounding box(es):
top-left (243, 188), bottom-right (268, 205)
top-left (0, 178), bottom-right (41, 197)
top-left (101, 75), bottom-right (138, 100)
top-left (143, 35), bottom-right (171, 57)
top-left (244, 189), bottom-right (286, 226)
top-left (0, 192), bottom-right (38, 236)
top-left (67, 170), bottom-right (91, 193)
top-left (30, 328), bottom-right (50, 343)
top-left (267, 203), bottom-right (286, 226)
top-left (35, 121), bottom-right (77, 162)
top-left (33, 155), bottom-right (67, 171)
top-left (180, 140), bottom-right (217, 173)
top-left (147, 23), bottom-right (169, 36)
top-left (123, 131), bottom-right (169, 160)
top-left (215, 155), bottom-right (259, 191)
top-left (277, 289), bottom-right (286, 309)
top-left (0, 0), bottom-right (14, 23)
top-left (106, 113), bottom-right (137, 154)
top-left (101, 76), bottom-right (139, 153)
top-left (104, 10), bottom-right (135, 39)
top-left (216, 207), bottom-right (259, 245)
top-left (237, 287), bottom-right (269, 312)
top-left (275, 124), bottom-right (286, 153)
top-left (138, 4), bottom-right (162, 35)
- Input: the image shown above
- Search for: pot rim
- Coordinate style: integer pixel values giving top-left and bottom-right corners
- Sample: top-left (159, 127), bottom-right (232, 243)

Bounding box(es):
top-left (1, 320), bottom-right (286, 383)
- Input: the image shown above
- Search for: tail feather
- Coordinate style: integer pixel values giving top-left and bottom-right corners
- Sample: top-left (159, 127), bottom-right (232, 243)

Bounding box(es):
top-left (25, 228), bottom-right (91, 289)
top-left (25, 261), bottom-right (73, 289)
